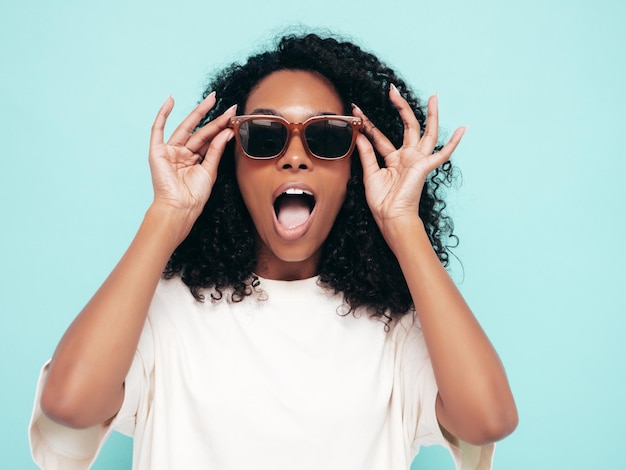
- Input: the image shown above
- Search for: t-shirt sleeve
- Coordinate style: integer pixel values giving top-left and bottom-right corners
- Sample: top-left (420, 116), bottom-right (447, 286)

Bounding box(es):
top-left (393, 313), bottom-right (495, 470)
top-left (29, 320), bottom-right (154, 470)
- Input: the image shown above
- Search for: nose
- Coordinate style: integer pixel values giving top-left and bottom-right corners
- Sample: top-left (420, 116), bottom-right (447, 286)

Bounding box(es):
top-left (276, 130), bottom-right (313, 171)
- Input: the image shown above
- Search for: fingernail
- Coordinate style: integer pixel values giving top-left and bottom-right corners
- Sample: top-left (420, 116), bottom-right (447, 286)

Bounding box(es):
top-left (227, 129), bottom-right (235, 141)
top-left (390, 83), bottom-right (401, 95)
top-left (351, 103), bottom-right (363, 113)
top-left (206, 91), bottom-right (216, 99)
top-left (226, 104), bottom-right (238, 113)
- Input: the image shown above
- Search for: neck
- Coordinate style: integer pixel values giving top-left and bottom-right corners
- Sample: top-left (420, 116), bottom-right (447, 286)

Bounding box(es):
top-left (254, 242), bottom-right (320, 281)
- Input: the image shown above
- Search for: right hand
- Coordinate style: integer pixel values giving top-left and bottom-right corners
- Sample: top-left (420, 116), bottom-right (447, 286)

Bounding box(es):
top-left (149, 92), bottom-right (236, 217)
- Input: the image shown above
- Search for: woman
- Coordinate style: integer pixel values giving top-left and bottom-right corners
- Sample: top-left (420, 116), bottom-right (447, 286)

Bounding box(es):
top-left (30, 33), bottom-right (517, 469)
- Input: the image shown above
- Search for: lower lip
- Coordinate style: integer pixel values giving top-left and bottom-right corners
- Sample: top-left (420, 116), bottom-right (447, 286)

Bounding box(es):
top-left (272, 206), bottom-right (316, 241)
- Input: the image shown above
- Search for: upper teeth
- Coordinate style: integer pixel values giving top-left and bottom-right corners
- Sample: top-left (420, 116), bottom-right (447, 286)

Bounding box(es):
top-left (283, 188), bottom-right (313, 196)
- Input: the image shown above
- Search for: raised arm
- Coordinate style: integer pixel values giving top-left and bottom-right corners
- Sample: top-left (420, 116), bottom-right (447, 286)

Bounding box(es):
top-left (40, 94), bottom-right (236, 429)
top-left (352, 86), bottom-right (518, 446)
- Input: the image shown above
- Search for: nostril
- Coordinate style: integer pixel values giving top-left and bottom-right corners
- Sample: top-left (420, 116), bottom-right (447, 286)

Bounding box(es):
top-left (282, 163), bottom-right (309, 170)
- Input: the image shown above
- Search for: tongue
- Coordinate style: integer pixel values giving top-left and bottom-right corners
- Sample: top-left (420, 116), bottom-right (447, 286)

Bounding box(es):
top-left (277, 198), bottom-right (311, 228)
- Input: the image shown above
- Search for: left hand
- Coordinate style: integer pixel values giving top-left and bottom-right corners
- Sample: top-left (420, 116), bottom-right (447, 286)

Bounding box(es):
top-left (353, 86), bottom-right (466, 238)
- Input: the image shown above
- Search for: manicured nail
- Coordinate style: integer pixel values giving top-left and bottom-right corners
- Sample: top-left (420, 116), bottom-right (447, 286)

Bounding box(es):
top-left (226, 104), bottom-right (238, 113)
top-left (390, 83), bottom-right (401, 95)
top-left (206, 91), bottom-right (216, 99)
top-left (351, 103), bottom-right (363, 113)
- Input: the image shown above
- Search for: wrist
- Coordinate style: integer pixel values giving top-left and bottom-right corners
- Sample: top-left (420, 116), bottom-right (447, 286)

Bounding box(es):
top-left (144, 202), bottom-right (199, 249)
top-left (381, 215), bottom-right (432, 256)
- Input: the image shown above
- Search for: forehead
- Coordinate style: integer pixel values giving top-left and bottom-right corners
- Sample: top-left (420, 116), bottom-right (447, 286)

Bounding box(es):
top-left (244, 70), bottom-right (344, 116)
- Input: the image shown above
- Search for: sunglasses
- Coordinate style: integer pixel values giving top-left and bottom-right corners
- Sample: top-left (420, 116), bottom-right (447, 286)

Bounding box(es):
top-left (229, 115), bottom-right (363, 160)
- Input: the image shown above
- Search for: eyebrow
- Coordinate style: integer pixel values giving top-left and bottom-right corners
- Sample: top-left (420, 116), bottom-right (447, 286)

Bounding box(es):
top-left (247, 108), bottom-right (339, 119)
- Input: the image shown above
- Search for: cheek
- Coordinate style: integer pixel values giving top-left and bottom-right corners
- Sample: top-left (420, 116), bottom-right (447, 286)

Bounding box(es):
top-left (234, 153), bottom-right (257, 201)
top-left (234, 151), bottom-right (245, 183)
top-left (335, 160), bottom-right (352, 193)
top-left (325, 162), bottom-right (352, 210)
top-left (234, 169), bottom-right (257, 221)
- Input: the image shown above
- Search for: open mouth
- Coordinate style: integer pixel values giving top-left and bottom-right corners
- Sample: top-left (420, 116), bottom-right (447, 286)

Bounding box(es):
top-left (273, 188), bottom-right (316, 229)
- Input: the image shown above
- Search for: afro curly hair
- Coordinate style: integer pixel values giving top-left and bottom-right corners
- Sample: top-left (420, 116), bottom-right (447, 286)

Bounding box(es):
top-left (164, 32), bottom-right (459, 323)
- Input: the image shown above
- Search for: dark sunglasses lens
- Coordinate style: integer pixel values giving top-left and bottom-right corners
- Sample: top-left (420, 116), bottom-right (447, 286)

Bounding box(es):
top-left (305, 119), bottom-right (353, 158)
top-left (239, 119), bottom-right (287, 158)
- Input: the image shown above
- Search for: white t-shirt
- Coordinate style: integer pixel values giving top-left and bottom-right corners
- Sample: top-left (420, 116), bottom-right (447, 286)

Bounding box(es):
top-left (29, 276), bottom-right (494, 469)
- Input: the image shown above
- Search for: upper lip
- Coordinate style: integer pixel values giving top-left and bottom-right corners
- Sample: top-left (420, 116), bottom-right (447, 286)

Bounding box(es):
top-left (272, 182), bottom-right (316, 202)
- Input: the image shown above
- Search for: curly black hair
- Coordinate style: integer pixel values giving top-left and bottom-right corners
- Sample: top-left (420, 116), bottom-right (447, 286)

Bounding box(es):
top-left (164, 32), bottom-right (459, 323)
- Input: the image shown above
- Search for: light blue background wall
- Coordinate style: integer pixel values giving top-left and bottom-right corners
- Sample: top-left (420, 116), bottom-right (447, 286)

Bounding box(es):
top-left (1, 0), bottom-right (624, 468)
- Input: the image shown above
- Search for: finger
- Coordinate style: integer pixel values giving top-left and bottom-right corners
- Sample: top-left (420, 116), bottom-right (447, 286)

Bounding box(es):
top-left (200, 128), bottom-right (235, 176)
top-left (426, 126), bottom-right (467, 170)
top-left (389, 84), bottom-right (422, 148)
top-left (186, 104), bottom-right (237, 155)
top-left (355, 133), bottom-right (380, 182)
top-left (352, 103), bottom-right (396, 156)
top-left (417, 94), bottom-right (440, 154)
top-left (150, 96), bottom-right (174, 148)
top-left (167, 91), bottom-right (217, 146)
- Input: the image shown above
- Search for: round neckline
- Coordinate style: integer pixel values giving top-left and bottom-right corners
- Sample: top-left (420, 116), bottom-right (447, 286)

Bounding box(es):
top-left (254, 274), bottom-right (320, 285)
top-left (252, 275), bottom-right (333, 303)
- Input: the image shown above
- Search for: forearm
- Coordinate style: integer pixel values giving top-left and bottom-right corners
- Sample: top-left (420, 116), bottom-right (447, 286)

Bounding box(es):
top-left (41, 203), bottom-right (193, 428)
top-left (385, 216), bottom-right (518, 445)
